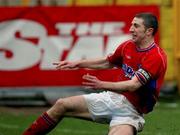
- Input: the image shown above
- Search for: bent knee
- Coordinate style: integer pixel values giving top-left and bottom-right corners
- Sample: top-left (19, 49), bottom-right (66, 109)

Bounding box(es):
top-left (54, 99), bottom-right (67, 112)
top-left (46, 98), bottom-right (67, 121)
top-left (48, 99), bottom-right (67, 115)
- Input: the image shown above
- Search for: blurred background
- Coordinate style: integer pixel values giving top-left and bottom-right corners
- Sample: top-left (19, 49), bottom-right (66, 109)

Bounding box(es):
top-left (0, 0), bottom-right (178, 106)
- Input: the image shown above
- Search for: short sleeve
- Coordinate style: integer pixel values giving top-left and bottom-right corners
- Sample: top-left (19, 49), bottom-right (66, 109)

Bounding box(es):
top-left (107, 43), bottom-right (126, 67)
top-left (135, 53), bottom-right (166, 85)
top-left (143, 54), bottom-right (164, 78)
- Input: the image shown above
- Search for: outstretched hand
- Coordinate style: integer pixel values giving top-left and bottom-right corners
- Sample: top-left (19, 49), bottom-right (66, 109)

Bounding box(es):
top-left (53, 61), bottom-right (79, 70)
top-left (82, 74), bottom-right (104, 89)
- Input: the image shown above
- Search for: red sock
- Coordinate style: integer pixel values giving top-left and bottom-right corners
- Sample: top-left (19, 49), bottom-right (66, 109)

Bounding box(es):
top-left (23, 112), bottom-right (57, 135)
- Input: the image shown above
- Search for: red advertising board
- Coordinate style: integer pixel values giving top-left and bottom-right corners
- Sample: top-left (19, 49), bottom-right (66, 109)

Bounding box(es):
top-left (0, 6), bottom-right (159, 87)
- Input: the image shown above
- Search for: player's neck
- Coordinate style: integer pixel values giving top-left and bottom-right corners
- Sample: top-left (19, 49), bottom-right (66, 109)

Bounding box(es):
top-left (138, 37), bottom-right (154, 49)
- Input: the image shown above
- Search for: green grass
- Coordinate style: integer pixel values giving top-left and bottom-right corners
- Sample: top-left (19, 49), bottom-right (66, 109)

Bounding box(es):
top-left (0, 99), bottom-right (180, 135)
top-left (139, 101), bottom-right (180, 135)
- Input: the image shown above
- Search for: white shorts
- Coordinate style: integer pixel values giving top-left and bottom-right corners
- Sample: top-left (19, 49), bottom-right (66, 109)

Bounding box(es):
top-left (83, 91), bottom-right (145, 132)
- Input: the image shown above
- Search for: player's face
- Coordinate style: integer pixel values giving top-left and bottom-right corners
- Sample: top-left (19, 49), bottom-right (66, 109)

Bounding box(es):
top-left (129, 17), bottom-right (147, 44)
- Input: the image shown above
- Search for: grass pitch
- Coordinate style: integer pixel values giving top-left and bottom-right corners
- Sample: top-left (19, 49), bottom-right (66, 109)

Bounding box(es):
top-left (0, 98), bottom-right (180, 135)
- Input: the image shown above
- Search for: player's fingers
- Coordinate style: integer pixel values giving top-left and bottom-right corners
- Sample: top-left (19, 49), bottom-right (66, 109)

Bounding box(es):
top-left (82, 82), bottom-right (95, 86)
top-left (83, 75), bottom-right (93, 82)
top-left (83, 86), bottom-right (93, 89)
top-left (53, 61), bottom-right (69, 69)
top-left (56, 65), bottom-right (68, 70)
top-left (83, 74), bottom-right (96, 80)
top-left (52, 62), bottom-right (59, 65)
top-left (52, 62), bottom-right (63, 67)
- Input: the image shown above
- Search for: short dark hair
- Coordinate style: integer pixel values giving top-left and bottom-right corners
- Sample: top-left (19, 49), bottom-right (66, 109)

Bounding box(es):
top-left (135, 12), bottom-right (158, 36)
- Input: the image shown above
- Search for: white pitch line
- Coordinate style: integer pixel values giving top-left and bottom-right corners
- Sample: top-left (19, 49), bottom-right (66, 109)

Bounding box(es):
top-left (0, 123), bottom-right (19, 129)
top-left (164, 102), bottom-right (178, 108)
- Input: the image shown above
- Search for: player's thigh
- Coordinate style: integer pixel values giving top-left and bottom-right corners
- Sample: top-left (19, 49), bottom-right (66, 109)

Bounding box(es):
top-left (50, 95), bottom-right (88, 113)
top-left (108, 124), bottom-right (136, 135)
top-left (47, 95), bottom-right (91, 121)
top-left (61, 95), bottom-right (88, 112)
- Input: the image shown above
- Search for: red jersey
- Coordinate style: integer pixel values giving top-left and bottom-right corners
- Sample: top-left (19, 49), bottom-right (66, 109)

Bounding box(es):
top-left (107, 40), bottom-right (167, 114)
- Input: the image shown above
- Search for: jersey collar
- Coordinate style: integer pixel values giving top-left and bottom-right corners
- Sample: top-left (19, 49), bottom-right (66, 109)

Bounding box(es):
top-left (136, 42), bottom-right (156, 52)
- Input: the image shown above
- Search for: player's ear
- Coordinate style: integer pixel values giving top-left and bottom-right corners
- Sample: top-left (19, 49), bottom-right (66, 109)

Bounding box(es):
top-left (146, 28), bottom-right (154, 36)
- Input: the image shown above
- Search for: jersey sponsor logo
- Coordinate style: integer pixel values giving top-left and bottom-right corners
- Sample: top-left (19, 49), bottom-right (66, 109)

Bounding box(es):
top-left (122, 63), bottom-right (135, 79)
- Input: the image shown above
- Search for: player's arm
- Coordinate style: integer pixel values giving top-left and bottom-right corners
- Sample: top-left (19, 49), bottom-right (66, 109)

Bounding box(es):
top-left (77, 57), bottom-right (113, 69)
top-left (83, 74), bottom-right (142, 92)
top-left (101, 75), bottom-right (142, 92)
top-left (53, 57), bottom-right (114, 70)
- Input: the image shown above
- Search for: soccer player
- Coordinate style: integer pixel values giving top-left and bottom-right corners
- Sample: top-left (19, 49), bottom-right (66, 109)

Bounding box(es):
top-left (23, 12), bottom-right (167, 135)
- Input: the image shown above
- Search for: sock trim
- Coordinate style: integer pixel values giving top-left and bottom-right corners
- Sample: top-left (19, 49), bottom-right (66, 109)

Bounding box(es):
top-left (42, 112), bottom-right (56, 126)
